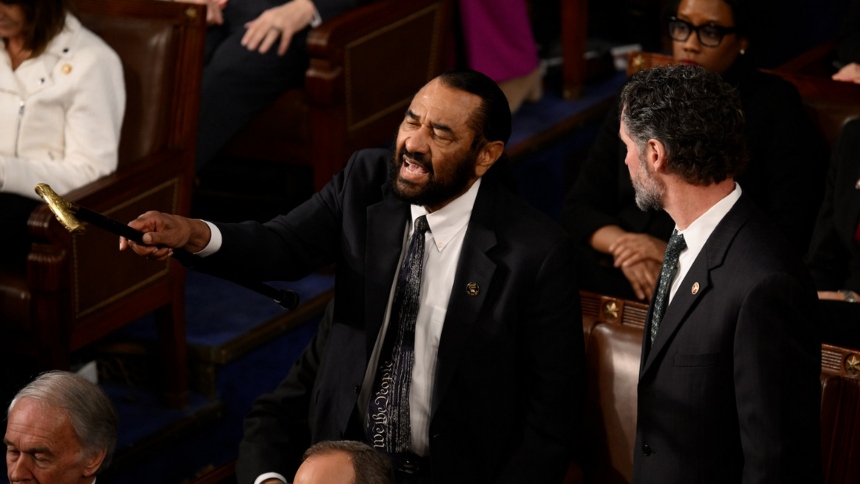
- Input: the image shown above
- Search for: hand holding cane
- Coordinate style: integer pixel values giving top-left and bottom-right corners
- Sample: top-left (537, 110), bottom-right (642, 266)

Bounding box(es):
top-left (35, 183), bottom-right (299, 309)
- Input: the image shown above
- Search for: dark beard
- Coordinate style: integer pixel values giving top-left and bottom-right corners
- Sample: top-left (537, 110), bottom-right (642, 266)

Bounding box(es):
top-left (388, 147), bottom-right (477, 208)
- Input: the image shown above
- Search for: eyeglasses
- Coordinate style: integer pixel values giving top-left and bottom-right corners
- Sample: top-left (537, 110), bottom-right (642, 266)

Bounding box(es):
top-left (667, 17), bottom-right (738, 48)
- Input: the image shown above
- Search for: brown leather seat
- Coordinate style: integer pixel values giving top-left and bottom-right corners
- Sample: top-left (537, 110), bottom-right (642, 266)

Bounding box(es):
top-left (0, 0), bottom-right (207, 408)
top-left (765, 68), bottom-right (860, 147)
top-left (584, 322), bottom-right (643, 484)
top-left (573, 291), bottom-right (860, 484)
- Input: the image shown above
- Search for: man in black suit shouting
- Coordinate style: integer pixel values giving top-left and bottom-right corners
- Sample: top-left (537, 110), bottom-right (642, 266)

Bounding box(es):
top-left (619, 64), bottom-right (821, 483)
top-left (122, 70), bottom-right (584, 483)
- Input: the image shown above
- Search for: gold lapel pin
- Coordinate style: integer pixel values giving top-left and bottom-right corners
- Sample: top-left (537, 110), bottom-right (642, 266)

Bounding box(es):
top-left (61, 64), bottom-right (72, 75)
top-left (691, 282), bottom-right (700, 295)
top-left (466, 282), bottom-right (479, 297)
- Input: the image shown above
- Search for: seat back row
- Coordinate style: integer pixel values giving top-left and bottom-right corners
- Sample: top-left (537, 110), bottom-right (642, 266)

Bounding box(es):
top-left (573, 291), bottom-right (860, 484)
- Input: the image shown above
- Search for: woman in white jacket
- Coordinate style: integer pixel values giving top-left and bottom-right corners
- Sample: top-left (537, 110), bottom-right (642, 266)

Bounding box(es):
top-left (0, 0), bottom-right (124, 266)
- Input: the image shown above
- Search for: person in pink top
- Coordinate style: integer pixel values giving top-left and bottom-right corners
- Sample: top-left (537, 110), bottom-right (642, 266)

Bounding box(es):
top-left (459, 0), bottom-right (542, 112)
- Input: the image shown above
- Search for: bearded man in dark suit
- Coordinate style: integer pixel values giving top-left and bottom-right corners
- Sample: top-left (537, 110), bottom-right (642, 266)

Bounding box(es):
top-left (619, 65), bottom-right (821, 483)
top-left (122, 70), bottom-right (584, 483)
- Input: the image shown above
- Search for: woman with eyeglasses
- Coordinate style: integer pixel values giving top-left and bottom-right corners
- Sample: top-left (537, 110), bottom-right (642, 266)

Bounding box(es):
top-left (561, 0), bottom-right (828, 302)
top-left (0, 0), bottom-right (125, 266)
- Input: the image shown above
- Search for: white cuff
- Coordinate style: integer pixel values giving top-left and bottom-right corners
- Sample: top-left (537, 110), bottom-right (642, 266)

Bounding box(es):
top-left (254, 472), bottom-right (288, 484)
top-left (195, 220), bottom-right (223, 257)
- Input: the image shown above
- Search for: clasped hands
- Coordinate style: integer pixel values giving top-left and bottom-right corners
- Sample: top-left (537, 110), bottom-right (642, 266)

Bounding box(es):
top-left (181, 0), bottom-right (316, 56)
top-left (608, 232), bottom-right (667, 301)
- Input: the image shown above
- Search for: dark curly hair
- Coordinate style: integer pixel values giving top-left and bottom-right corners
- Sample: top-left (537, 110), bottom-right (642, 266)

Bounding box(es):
top-left (619, 64), bottom-right (748, 186)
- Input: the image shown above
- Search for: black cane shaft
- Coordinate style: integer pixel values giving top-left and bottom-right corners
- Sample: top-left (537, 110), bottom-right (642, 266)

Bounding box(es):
top-left (73, 206), bottom-right (299, 310)
top-left (75, 206), bottom-right (202, 265)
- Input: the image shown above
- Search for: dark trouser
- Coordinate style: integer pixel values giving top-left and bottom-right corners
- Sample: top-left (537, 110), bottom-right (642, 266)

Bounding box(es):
top-left (195, 0), bottom-right (310, 173)
top-left (819, 299), bottom-right (860, 349)
top-left (0, 193), bottom-right (42, 271)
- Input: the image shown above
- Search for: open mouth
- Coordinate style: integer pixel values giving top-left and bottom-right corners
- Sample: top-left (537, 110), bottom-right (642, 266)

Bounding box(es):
top-left (400, 154), bottom-right (431, 181)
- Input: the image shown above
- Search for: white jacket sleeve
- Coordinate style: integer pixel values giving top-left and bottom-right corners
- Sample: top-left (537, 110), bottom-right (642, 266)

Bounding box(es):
top-left (0, 29), bottom-right (125, 200)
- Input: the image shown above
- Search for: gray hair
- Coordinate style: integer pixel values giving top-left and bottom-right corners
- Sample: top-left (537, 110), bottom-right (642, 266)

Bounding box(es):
top-left (303, 440), bottom-right (395, 484)
top-left (8, 370), bottom-right (119, 474)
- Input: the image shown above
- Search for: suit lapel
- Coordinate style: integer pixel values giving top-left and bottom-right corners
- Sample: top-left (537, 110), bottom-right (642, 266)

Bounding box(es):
top-left (430, 182), bottom-right (498, 416)
top-left (640, 195), bottom-right (752, 377)
top-left (364, 190), bottom-right (410, 359)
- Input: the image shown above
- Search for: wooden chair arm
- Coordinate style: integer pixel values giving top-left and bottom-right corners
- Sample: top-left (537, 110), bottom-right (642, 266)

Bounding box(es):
top-left (304, 0), bottom-right (449, 106)
top-left (307, 0), bottom-right (443, 59)
top-left (26, 150), bottom-right (188, 273)
top-left (777, 40), bottom-right (839, 77)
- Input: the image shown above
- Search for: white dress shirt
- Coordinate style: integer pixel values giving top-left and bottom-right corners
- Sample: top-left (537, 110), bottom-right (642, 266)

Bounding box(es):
top-left (669, 183), bottom-right (742, 303)
top-left (358, 178), bottom-right (481, 457)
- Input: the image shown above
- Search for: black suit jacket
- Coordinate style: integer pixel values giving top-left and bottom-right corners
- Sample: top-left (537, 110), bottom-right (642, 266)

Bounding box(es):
top-left (633, 194), bottom-right (821, 483)
top-left (202, 149), bottom-right (585, 483)
top-left (806, 118), bottom-right (860, 293)
top-left (562, 62), bottom-right (827, 276)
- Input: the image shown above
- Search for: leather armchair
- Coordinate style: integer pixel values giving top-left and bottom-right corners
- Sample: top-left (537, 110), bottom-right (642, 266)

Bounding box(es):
top-left (220, 0), bottom-right (452, 192)
top-left (0, 0), bottom-right (207, 408)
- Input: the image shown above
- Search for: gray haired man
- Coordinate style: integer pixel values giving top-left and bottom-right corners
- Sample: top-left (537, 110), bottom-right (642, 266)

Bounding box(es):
top-left (4, 370), bottom-right (118, 484)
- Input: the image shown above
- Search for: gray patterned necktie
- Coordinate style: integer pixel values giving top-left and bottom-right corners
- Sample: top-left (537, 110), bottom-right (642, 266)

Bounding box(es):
top-left (366, 215), bottom-right (430, 455)
top-left (650, 230), bottom-right (686, 344)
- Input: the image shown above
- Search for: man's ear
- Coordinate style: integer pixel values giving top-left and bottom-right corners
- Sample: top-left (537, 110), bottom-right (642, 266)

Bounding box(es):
top-left (81, 448), bottom-right (107, 478)
top-left (647, 138), bottom-right (668, 173)
top-left (475, 140), bottom-right (505, 178)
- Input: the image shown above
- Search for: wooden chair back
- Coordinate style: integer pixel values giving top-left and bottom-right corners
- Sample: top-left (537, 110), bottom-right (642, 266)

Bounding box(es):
top-left (572, 291), bottom-right (860, 484)
top-left (221, 0), bottom-right (451, 191)
top-left (0, 0), bottom-right (207, 407)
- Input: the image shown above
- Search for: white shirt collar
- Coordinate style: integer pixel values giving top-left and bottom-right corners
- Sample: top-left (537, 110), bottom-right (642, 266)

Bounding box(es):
top-left (669, 183), bottom-right (742, 301)
top-left (676, 183), bottom-right (742, 255)
top-left (410, 178), bottom-right (481, 251)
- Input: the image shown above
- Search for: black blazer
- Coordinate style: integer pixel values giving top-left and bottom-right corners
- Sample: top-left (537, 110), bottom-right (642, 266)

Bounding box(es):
top-left (806, 118), bottom-right (860, 293)
top-left (201, 149), bottom-right (585, 483)
top-left (634, 194), bottom-right (821, 483)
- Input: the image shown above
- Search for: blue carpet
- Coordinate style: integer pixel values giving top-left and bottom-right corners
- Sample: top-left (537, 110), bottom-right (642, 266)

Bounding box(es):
top-left (104, 317), bottom-right (321, 483)
top-left (509, 71), bottom-right (625, 149)
top-left (513, 122), bottom-right (602, 221)
top-left (118, 270), bottom-right (334, 348)
top-left (0, 269), bottom-right (331, 484)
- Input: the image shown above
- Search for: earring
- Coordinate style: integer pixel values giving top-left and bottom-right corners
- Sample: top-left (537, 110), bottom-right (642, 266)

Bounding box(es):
top-left (740, 49), bottom-right (746, 55)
